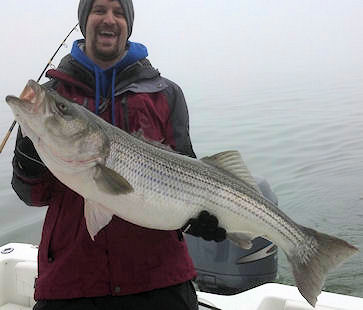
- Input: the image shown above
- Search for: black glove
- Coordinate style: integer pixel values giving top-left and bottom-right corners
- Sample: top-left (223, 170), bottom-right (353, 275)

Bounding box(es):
top-left (13, 134), bottom-right (47, 177)
top-left (182, 211), bottom-right (226, 242)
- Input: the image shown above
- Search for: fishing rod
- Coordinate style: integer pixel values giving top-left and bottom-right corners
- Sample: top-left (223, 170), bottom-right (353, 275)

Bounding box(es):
top-left (0, 22), bottom-right (79, 154)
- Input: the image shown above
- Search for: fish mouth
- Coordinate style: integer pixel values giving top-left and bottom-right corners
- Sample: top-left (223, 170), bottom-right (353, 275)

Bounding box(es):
top-left (5, 80), bottom-right (44, 114)
top-left (20, 80), bottom-right (38, 101)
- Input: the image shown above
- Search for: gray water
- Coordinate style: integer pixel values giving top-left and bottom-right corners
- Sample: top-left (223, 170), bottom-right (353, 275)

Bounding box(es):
top-left (1, 0), bottom-right (363, 299)
top-left (189, 71), bottom-right (363, 297)
top-left (0, 104), bottom-right (46, 246)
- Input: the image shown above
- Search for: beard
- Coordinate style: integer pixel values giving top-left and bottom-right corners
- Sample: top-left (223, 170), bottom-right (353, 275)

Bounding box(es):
top-left (90, 24), bottom-right (126, 62)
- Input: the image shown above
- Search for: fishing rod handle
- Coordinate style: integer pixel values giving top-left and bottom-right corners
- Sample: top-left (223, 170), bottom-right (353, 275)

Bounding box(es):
top-left (0, 121), bottom-right (17, 153)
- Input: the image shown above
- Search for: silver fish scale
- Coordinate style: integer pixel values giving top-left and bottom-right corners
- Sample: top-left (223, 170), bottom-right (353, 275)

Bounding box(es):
top-left (105, 129), bottom-right (308, 250)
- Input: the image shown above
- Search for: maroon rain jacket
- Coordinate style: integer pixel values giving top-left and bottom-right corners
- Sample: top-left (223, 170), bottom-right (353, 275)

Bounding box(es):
top-left (11, 54), bottom-right (197, 300)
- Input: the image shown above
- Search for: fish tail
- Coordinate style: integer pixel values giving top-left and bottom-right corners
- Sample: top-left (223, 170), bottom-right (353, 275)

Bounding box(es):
top-left (288, 225), bottom-right (358, 307)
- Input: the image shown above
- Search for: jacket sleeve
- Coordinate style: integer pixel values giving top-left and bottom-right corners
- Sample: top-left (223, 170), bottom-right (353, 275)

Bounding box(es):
top-left (163, 78), bottom-right (196, 158)
top-left (11, 128), bottom-right (52, 207)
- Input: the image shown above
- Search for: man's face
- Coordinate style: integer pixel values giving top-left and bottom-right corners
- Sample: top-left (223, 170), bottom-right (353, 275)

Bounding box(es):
top-left (85, 0), bottom-right (128, 68)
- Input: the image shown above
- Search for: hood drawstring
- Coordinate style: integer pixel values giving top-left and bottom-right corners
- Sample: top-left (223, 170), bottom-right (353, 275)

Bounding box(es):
top-left (91, 66), bottom-right (116, 125)
top-left (94, 66), bottom-right (116, 125)
top-left (111, 68), bottom-right (117, 125)
top-left (94, 67), bottom-right (101, 116)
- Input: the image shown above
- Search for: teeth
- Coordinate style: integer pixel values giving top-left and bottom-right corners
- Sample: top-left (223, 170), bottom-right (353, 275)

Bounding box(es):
top-left (100, 31), bottom-right (115, 36)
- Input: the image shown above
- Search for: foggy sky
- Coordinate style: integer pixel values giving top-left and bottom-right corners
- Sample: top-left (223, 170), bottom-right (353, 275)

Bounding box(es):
top-left (1, 0), bottom-right (363, 102)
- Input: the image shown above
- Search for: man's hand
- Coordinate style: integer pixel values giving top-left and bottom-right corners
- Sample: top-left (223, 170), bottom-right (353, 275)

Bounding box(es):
top-left (182, 211), bottom-right (226, 242)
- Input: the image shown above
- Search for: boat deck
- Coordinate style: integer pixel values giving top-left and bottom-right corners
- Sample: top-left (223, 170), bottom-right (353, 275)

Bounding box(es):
top-left (1, 243), bottom-right (362, 310)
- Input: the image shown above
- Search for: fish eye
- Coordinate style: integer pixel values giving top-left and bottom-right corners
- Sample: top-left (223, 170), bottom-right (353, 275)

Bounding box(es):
top-left (58, 103), bottom-right (67, 112)
top-left (56, 101), bottom-right (69, 115)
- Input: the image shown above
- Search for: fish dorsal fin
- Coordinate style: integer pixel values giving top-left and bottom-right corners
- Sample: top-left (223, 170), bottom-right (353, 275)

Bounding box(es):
top-left (201, 150), bottom-right (260, 192)
top-left (131, 129), bottom-right (175, 152)
top-left (94, 164), bottom-right (134, 195)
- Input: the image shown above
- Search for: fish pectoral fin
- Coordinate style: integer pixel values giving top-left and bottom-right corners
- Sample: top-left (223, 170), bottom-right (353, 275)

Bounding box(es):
top-left (227, 232), bottom-right (259, 249)
top-left (201, 151), bottom-right (261, 193)
top-left (94, 164), bottom-right (134, 195)
top-left (84, 200), bottom-right (114, 241)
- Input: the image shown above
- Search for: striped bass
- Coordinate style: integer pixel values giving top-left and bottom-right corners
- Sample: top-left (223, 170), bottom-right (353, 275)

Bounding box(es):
top-left (6, 80), bottom-right (358, 307)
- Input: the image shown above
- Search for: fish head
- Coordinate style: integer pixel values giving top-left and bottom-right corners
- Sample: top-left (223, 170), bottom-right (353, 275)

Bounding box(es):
top-left (6, 80), bottom-right (109, 172)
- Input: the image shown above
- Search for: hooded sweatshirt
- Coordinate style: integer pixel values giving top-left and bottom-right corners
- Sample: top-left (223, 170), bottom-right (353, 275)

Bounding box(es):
top-left (71, 39), bottom-right (148, 124)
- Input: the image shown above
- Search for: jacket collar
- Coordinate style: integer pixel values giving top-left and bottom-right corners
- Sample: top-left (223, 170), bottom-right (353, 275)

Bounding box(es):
top-left (49, 52), bottom-right (165, 96)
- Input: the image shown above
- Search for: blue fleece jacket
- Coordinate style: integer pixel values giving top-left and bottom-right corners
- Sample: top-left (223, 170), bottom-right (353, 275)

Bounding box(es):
top-left (70, 39), bottom-right (148, 124)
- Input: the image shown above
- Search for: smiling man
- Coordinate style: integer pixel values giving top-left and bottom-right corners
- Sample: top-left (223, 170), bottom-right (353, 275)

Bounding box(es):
top-left (11, 0), bottom-right (227, 309)
top-left (84, 0), bottom-right (129, 67)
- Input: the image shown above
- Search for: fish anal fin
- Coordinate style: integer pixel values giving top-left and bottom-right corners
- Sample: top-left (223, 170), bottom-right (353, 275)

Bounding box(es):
top-left (227, 232), bottom-right (258, 249)
top-left (94, 164), bottom-right (133, 195)
top-left (84, 200), bottom-right (114, 241)
top-left (201, 151), bottom-right (260, 192)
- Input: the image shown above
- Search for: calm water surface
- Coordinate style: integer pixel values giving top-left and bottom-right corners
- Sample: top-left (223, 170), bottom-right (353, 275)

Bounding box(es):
top-left (189, 71), bottom-right (363, 297)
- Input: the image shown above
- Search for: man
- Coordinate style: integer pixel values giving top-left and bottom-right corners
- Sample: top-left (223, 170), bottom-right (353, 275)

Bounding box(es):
top-left (11, 0), bottom-right (225, 309)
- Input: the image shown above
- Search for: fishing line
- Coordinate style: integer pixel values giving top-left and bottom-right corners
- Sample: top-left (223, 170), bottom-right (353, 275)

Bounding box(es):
top-left (0, 23), bottom-right (79, 154)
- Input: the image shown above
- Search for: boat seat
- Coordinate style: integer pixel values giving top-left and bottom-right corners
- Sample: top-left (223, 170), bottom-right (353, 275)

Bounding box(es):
top-left (0, 244), bottom-right (37, 310)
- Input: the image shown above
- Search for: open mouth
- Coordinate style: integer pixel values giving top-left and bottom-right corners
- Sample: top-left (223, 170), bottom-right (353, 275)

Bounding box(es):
top-left (20, 83), bottom-right (37, 102)
top-left (6, 80), bottom-right (41, 112)
top-left (96, 27), bottom-right (120, 44)
top-left (5, 96), bottom-right (34, 116)
top-left (99, 30), bottom-right (117, 38)
top-left (97, 30), bottom-right (119, 42)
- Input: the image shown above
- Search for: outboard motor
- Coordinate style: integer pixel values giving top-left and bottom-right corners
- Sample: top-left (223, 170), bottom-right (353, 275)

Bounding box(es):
top-left (185, 177), bottom-right (278, 295)
top-left (185, 235), bottom-right (277, 294)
